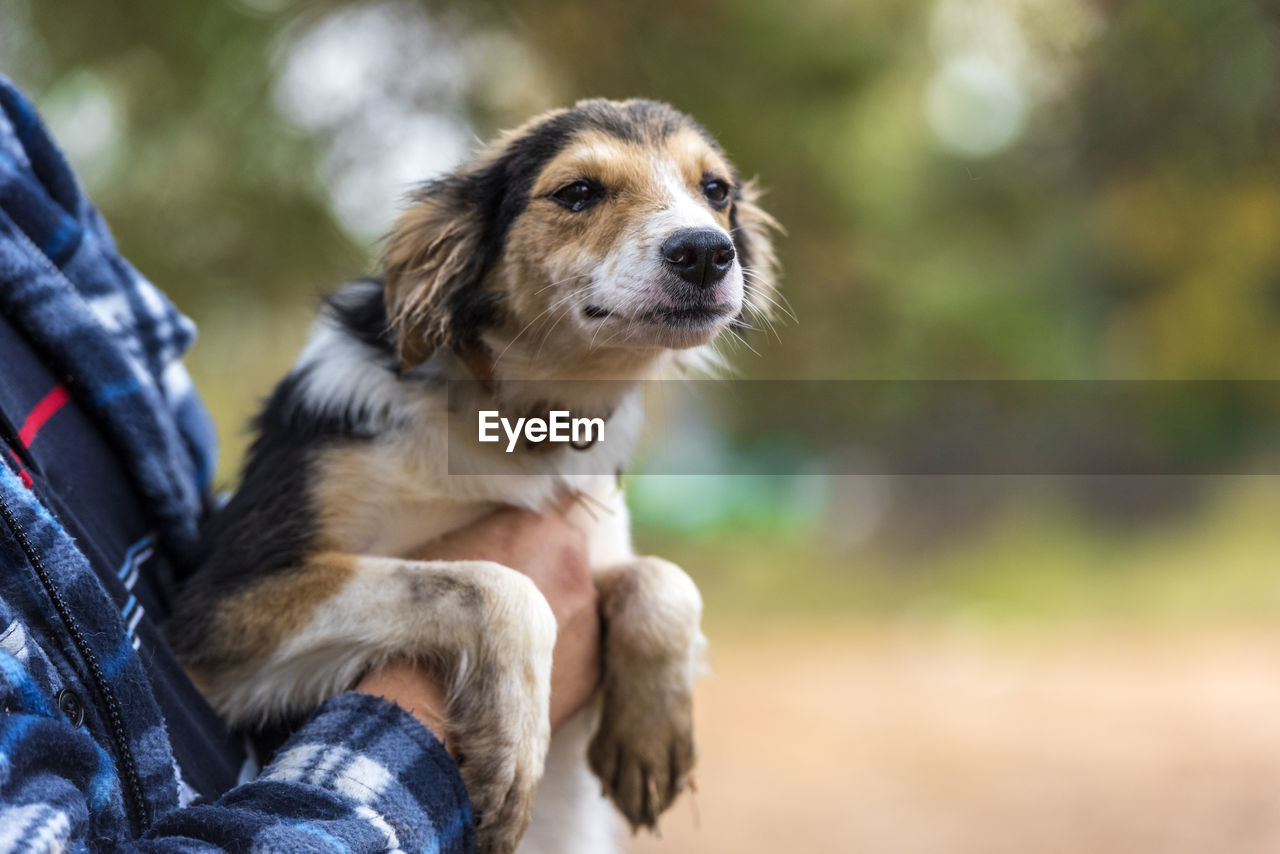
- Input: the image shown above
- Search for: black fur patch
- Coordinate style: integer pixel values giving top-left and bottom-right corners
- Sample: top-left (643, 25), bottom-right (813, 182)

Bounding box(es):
top-left (167, 367), bottom-right (371, 662)
top-left (728, 193), bottom-right (767, 336)
top-left (728, 201), bottom-right (755, 275)
top-left (325, 277), bottom-right (398, 367)
top-left (570, 98), bottom-right (690, 145)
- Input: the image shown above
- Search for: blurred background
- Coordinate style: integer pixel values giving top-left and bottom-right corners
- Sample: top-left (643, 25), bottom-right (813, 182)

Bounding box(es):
top-left (7, 0), bottom-right (1280, 850)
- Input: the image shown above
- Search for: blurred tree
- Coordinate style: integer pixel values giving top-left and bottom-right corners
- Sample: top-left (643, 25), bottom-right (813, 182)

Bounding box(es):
top-left (8, 0), bottom-right (367, 315)
top-left (6, 0), bottom-right (1280, 474)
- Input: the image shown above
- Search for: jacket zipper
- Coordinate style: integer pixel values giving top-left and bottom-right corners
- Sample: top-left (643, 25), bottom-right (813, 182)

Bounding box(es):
top-left (0, 489), bottom-right (149, 834)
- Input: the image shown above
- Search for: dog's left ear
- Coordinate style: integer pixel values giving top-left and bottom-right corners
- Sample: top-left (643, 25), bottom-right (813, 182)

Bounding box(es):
top-left (730, 180), bottom-right (783, 322)
top-left (382, 173), bottom-right (497, 371)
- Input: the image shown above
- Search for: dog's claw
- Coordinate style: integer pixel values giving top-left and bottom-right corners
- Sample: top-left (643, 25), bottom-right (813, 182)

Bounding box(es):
top-left (588, 680), bottom-right (696, 832)
top-left (646, 771), bottom-right (663, 827)
top-left (463, 758), bottom-right (536, 854)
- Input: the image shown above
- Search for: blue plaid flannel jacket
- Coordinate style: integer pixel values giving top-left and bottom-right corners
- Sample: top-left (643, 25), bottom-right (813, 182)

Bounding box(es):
top-left (0, 76), bottom-right (473, 852)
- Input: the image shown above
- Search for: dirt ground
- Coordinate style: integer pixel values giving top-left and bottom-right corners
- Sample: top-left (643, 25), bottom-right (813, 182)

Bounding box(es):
top-left (631, 627), bottom-right (1280, 854)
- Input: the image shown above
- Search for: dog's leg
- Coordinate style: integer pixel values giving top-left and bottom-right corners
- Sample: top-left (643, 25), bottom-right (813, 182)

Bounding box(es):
top-left (588, 556), bottom-right (705, 830)
top-left (191, 553), bottom-right (557, 854)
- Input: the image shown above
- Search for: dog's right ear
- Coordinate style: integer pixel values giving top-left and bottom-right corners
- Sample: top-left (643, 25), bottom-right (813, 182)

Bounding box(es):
top-left (382, 174), bottom-right (491, 372)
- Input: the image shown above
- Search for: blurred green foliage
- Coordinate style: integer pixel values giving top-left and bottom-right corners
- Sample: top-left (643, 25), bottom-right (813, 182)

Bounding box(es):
top-left (639, 476), bottom-right (1280, 629)
top-left (7, 0), bottom-right (1280, 608)
top-left (7, 1), bottom-right (364, 307)
top-left (10, 0), bottom-right (1280, 381)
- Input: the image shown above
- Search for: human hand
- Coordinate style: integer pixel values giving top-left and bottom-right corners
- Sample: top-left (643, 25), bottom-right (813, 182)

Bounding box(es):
top-left (355, 499), bottom-right (600, 749)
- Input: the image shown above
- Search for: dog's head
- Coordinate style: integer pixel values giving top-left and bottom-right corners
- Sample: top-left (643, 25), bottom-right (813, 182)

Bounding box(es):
top-left (383, 99), bottom-right (779, 374)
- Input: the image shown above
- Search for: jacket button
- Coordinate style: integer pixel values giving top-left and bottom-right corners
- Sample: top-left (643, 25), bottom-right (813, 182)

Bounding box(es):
top-left (57, 688), bottom-right (85, 727)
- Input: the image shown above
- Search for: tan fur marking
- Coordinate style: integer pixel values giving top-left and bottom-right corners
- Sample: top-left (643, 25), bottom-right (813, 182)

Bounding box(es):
top-left (666, 125), bottom-right (735, 219)
top-left (520, 130), bottom-right (667, 272)
top-left (314, 443), bottom-right (431, 554)
top-left (530, 131), bottom-right (646, 199)
top-left (189, 552), bottom-right (355, 688)
top-left (383, 191), bottom-right (485, 369)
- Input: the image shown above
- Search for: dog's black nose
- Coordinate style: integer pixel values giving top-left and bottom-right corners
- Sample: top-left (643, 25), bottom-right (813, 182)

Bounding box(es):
top-left (661, 229), bottom-right (735, 288)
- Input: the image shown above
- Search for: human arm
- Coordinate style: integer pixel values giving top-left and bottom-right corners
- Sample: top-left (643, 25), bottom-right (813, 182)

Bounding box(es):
top-left (0, 596), bottom-right (471, 854)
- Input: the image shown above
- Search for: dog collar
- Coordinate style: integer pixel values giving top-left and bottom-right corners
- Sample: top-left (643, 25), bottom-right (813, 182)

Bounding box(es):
top-left (454, 340), bottom-right (614, 452)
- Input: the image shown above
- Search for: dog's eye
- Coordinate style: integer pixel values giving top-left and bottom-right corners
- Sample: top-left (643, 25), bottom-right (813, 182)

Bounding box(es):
top-left (702, 179), bottom-right (731, 207)
top-left (550, 180), bottom-right (605, 212)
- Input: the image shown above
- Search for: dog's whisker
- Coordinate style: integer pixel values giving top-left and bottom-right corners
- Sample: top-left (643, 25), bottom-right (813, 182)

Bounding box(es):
top-left (739, 300), bottom-right (781, 342)
top-left (492, 272), bottom-right (596, 370)
top-left (532, 290), bottom-right (591, 362)
top-left (713, 331), bottom-right (743, 359)
top-left (740, 286), bottom-right (790, 339)
top-left (596, 315), bottom-right (643, 350)
top-left (723, 325), bottom-right (761, 357)
top-left (588, 301), bottom-right (626, 351)
top-left (574, 488), bottom-right (614, 521)
top-left (742, 273), bottom-right (797, 323)
top-left (532, 272), bottom-right (593, 298)
top-left (741, 276), bottom-right (787, 312)
top-left (493, 288), bottom-right (588, 370)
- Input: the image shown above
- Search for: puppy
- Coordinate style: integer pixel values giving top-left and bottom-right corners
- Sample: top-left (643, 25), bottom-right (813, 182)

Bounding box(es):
top-left (169, 98), bottom-right (779, 854)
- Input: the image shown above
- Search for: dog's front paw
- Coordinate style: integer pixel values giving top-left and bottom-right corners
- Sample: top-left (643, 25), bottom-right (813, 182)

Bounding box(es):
top-left (589, 556), bottom-right (704, 831)
top-left (588, 674), bottom-right (696, 830)
top-left (451, 665), bottom-right (551, 854)
top-left (443, 569), bottom-right (557, 854)
top-left (458, 736), bottom-right (544, 854)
